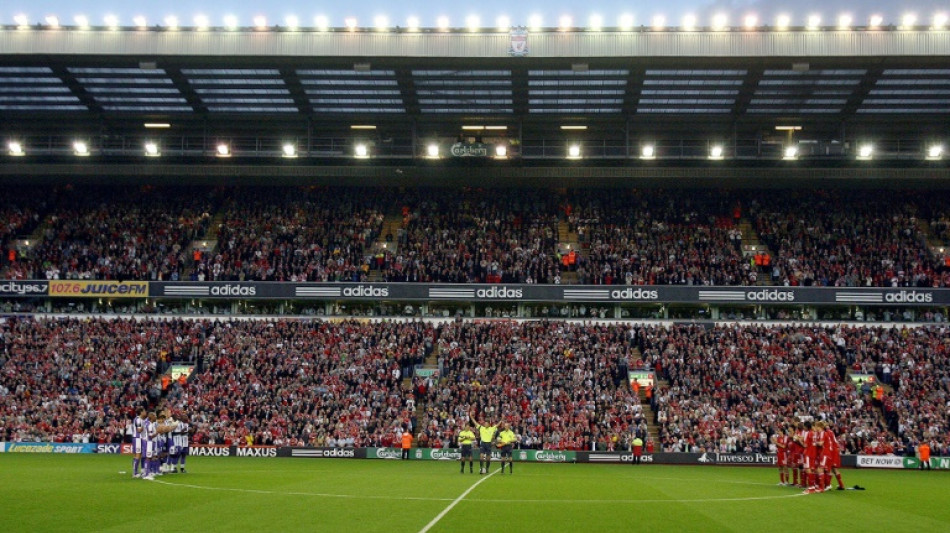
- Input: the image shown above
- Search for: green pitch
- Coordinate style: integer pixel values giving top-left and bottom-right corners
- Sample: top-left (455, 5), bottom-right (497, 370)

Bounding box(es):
top-left (1, 455), bottom-right (948, 532)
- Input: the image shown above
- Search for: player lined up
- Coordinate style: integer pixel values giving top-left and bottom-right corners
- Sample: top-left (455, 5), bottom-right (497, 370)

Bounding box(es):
top-left (774, 419), bottom-right (844, 494)
top-left (131, 409), bottom-right (191, 480)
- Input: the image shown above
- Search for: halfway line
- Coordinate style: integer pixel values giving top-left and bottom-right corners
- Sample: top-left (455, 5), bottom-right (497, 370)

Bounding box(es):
top-left (419, 470), bottom-right (498, 533)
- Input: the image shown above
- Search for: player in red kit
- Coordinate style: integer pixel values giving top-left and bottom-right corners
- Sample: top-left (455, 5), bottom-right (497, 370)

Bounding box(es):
top-left (788, 421), bottom-right (805, 487)
top-left (773, 425), bottom-right (789, 486)
top-left (818, 421), bottom-right (845, 491)
top-left (802, 420), bottom-right (821, 494)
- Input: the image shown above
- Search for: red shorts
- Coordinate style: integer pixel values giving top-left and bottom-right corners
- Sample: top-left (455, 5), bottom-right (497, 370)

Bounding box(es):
top-left (789, 451), bottom-right (802, 467)
top-left (803, 451), bottom-right (818, 470)
top-left (777, 452), bottom-right (787, 467)
top-left (819, 453), bottom-right (841, 469)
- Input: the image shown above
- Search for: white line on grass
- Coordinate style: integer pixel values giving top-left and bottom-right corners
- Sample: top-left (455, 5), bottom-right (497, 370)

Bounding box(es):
top-left (151, 479), bottom-right (454, 502)
top-left (419, 470), bottom-right (498, 533)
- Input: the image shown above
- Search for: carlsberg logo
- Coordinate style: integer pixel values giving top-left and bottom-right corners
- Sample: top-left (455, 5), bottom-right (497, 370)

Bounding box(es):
top-left (475, 287), bottom-right (523, 298)
top-left (884, 291), bottom-right (933, 303)
top-left (535, 451), bottom-right (567, 462)
top-left (610, 288), bottom-right (659, 300)
top-left (431, 450), bottom-right (461, 460)
top-left (342, 285), bottom-right (389, 297)
top-left (376, 448), bottom-right (401, 459)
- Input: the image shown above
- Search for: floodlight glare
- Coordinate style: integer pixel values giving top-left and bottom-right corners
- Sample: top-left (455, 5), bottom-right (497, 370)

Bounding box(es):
top-left (144, 142), bottom-right (160, 157)
top-left (354, 144), bottom-right (369, 158)
top-left (45, 15), bottom-right (60, 28)
top-left (407, 16), bottom-right (420, 32)
top-left (73, 141), bottom-right (89, 156)
top-left (8, 141), bottom-right (25, 156)
top-left (838, 14), bottom-right (852, 30)
top-left (14, 14), bottom-right (28, 28)
top-left (496, 16), bottom-right (510, 31)
top-left (133, 16), bottom-right (147, 29)
top-left (567, 145), bottom-right (582, 159)
top-left (712, 14), bottom-right (728, 31)
top-left (776, 14), bottom-right (790, 30)
top-left (783, 146), bottom-right (798, 160)
top-left (466, 15), bottom-right (480, 32)
top-left (314, 16), bottom-right (329, 31)
top-left (285, 15), bottom-right (299, 30)
top-left (495, 145), bottom-right (508, 158)
top-left (437, 16), bottom-right (450, 31)
top-left (559, 15), bottom-right (573, 31)
top-left (254, 16), bottom-right (267, 29)
top-left (282, 144), bottom-right (297, 158)
top-left (104, 15), bottom-right (119, 29)
top-left (164, 16), bottom-right (179, 30)
top-left (869, 15), bottom-right (883, 28)
top-left (426, 144), bottom-right (440, 158)
top-left (224, 15), bottom-right (239, 30)
top-left (641, 145), bottom-right (656, 160)
top-left (528, 14), bottom-right (543, 31)
top-left (194, 15), bottom-right (209, 30)
top-left (709, 145), bottom-right (724, 160)
top-left (934, 13), bottom-right (948, 29)
top-left (652, 15), bottom-right (666, 30)
top-left (589, 14), bottom-right (603, 32)
top-left (345, 17), bottom-right (358, 31)
top-left (374, 15), bottom-right (389, 31)
top-left (858, 145), bottom-right (873, 160)
top-left (902, 14), bottom-right (917, 28)
top-left (682, 14), bottom-right (697, 31)
top-left (618, 14), bottom-right (634, 31)
top-left (74, 15), bottom-right (90, 28)
top-left (807, 15), bottom-right (821, 30)
top-left (216, 144), bottom-right (231, 157)
top-left (927, 145), bottom-right (943, 160)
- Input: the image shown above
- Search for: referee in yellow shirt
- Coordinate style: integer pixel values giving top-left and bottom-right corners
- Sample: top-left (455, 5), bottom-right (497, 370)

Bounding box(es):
top-left (496, 422), bottom-right (518, 474)
top-left (457, 424), bottom-right (476, 474)
top-left (471, 410), bottom-right (499, 475)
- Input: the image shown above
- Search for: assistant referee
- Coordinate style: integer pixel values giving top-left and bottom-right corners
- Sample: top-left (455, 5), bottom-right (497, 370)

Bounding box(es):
top-left (496, 422), bottom-right (518, 474)
top-left (457, 424), bottom-right (476, 474)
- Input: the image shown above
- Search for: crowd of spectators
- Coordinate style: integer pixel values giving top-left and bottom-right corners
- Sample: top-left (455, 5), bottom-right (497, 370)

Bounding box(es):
top-left (640, 324), bottom-right (917, 455)
top-left (748, 191), bottom-right (950, 287)
top-left (568, 191), bottom-right (754, 286)
top-left (380, 190), bottom-right (563, 283)
top-left (2, 316), bottom-right (947, 457)
top-left (195, 188), bottom-right (386, 282)
top-left (3, 187), bottom-right (214, 281)
top-left (420, 320), bottom-right (640, 451)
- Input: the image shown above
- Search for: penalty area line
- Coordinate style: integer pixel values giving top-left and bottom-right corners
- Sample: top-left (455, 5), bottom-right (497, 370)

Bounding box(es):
top-left (419, 470), bottom-right (499, 533)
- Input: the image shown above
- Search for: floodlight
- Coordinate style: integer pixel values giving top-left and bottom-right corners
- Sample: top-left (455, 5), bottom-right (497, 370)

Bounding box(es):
top-left (496, 16), bottom-right (510, 32)
top-left (216, 144), bottom-right (231, 157)
top-left (45, 16), bottom-right (60, 28)
top-left (776, 14), bottom-right (790, 30)
top-left (164, 16), bottom-right (179, 30)
top-left (934, 13), bottom-right (948, 29)
top-left (8, 141), bottom-right (25, 156)
top-left (104, 15), bottom-right (119, 29)
top-left (838, 14), bottom-right (852, 30)
top-left (927, 145), bottom-right (943, 160)
top-left (14, 14), bottom-right (29, 28)
top-left (374, 16), bottom-right (389, 31)
top-left (354, 144), bottom-right (369, 158)
top-left (437, 16), bottom-right (450, 31)
top-left (652, 15), bottom-right (666, 30)
top-left (559, 15), bottom-right (573, 31)
top-left (869, 15), bottom-right (884, 28)
top-left (902, 14), bottom-right (917, 29)
top-left (783, 146), bottom-right (798, 160)
top-left (589, 14), bottom-right (603, 32)
top-left (282, 144), bottom-right (297, 158)
top-left (314, 16), bottom-right (329, 31)
top-left (857, 145), bottom-right (873, 160)
top-left (682, 14), bottom-right (697, 31)
top-left (709, 145), bottom-right (724, 160)
top-left (194, 15), bottom-right (209, 30)
top-left (144, 142), bottom-right (160, 157)
top-left (807, 15), bottom-right (821, 30)
top-left (495, 145), bottom-right (507, 158)
top-left (743, 14), bottom-right (758, 30)
top-left (285, 15), bottom-right (299, 30)
top-left (641, 145), bottom-right (656, 160)
top-left (567, 144), bottom-right (582, 159)
top-left (712, 14), bottom-right (728, 31)
top-left (254, 16), bottom-right (267, 29)
top-left (618, 14), bottom-right (634, 31)
top-left (426, 144), bottom-right (440, 158)
top-left (133, 16), bottom-right (147, 29)
top-left (528, 14), bottom-right (543, 31)
top-left (466, 15), bottom-right (480, 32)
top-left (407, 16), bottom-right (420, 32)
top-left (74, 15), bottom-right (90, 28)
top-left (73, 141), bottom-right (89, 156)
top-left (224, 15), bottom-right (239, 30)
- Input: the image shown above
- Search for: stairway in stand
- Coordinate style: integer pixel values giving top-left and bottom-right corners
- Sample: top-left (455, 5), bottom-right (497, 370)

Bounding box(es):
top-left (738, 217), bottom-right (774, 286)
top-left (558, 219), bottom-right (580, 284)
top-left (367, 211), bottom-right (404, 281)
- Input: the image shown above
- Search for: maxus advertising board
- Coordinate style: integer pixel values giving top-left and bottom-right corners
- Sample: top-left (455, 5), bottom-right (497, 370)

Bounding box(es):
top-left (49, 280), bottom-right (148, 298)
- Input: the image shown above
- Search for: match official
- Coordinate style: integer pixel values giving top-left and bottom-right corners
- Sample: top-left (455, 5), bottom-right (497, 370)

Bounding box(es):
top-left (457, 424), bottom-right (476, 474)
top-left (470, 410), bottom-right (499, 475)
top-left (496, 422), bottom-right (517, 474)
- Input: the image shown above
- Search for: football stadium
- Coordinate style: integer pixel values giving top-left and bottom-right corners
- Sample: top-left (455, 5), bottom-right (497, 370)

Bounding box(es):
top-left (1, 11), bottom-right (949, 533)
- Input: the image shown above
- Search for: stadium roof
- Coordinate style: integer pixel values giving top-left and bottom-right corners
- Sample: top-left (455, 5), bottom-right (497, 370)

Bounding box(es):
top-left (2, 26), bottom-right (950, 172)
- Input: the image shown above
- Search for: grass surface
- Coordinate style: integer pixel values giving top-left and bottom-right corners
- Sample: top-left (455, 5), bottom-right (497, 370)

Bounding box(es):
top-left (1, 454), bottom-right (947, 532)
